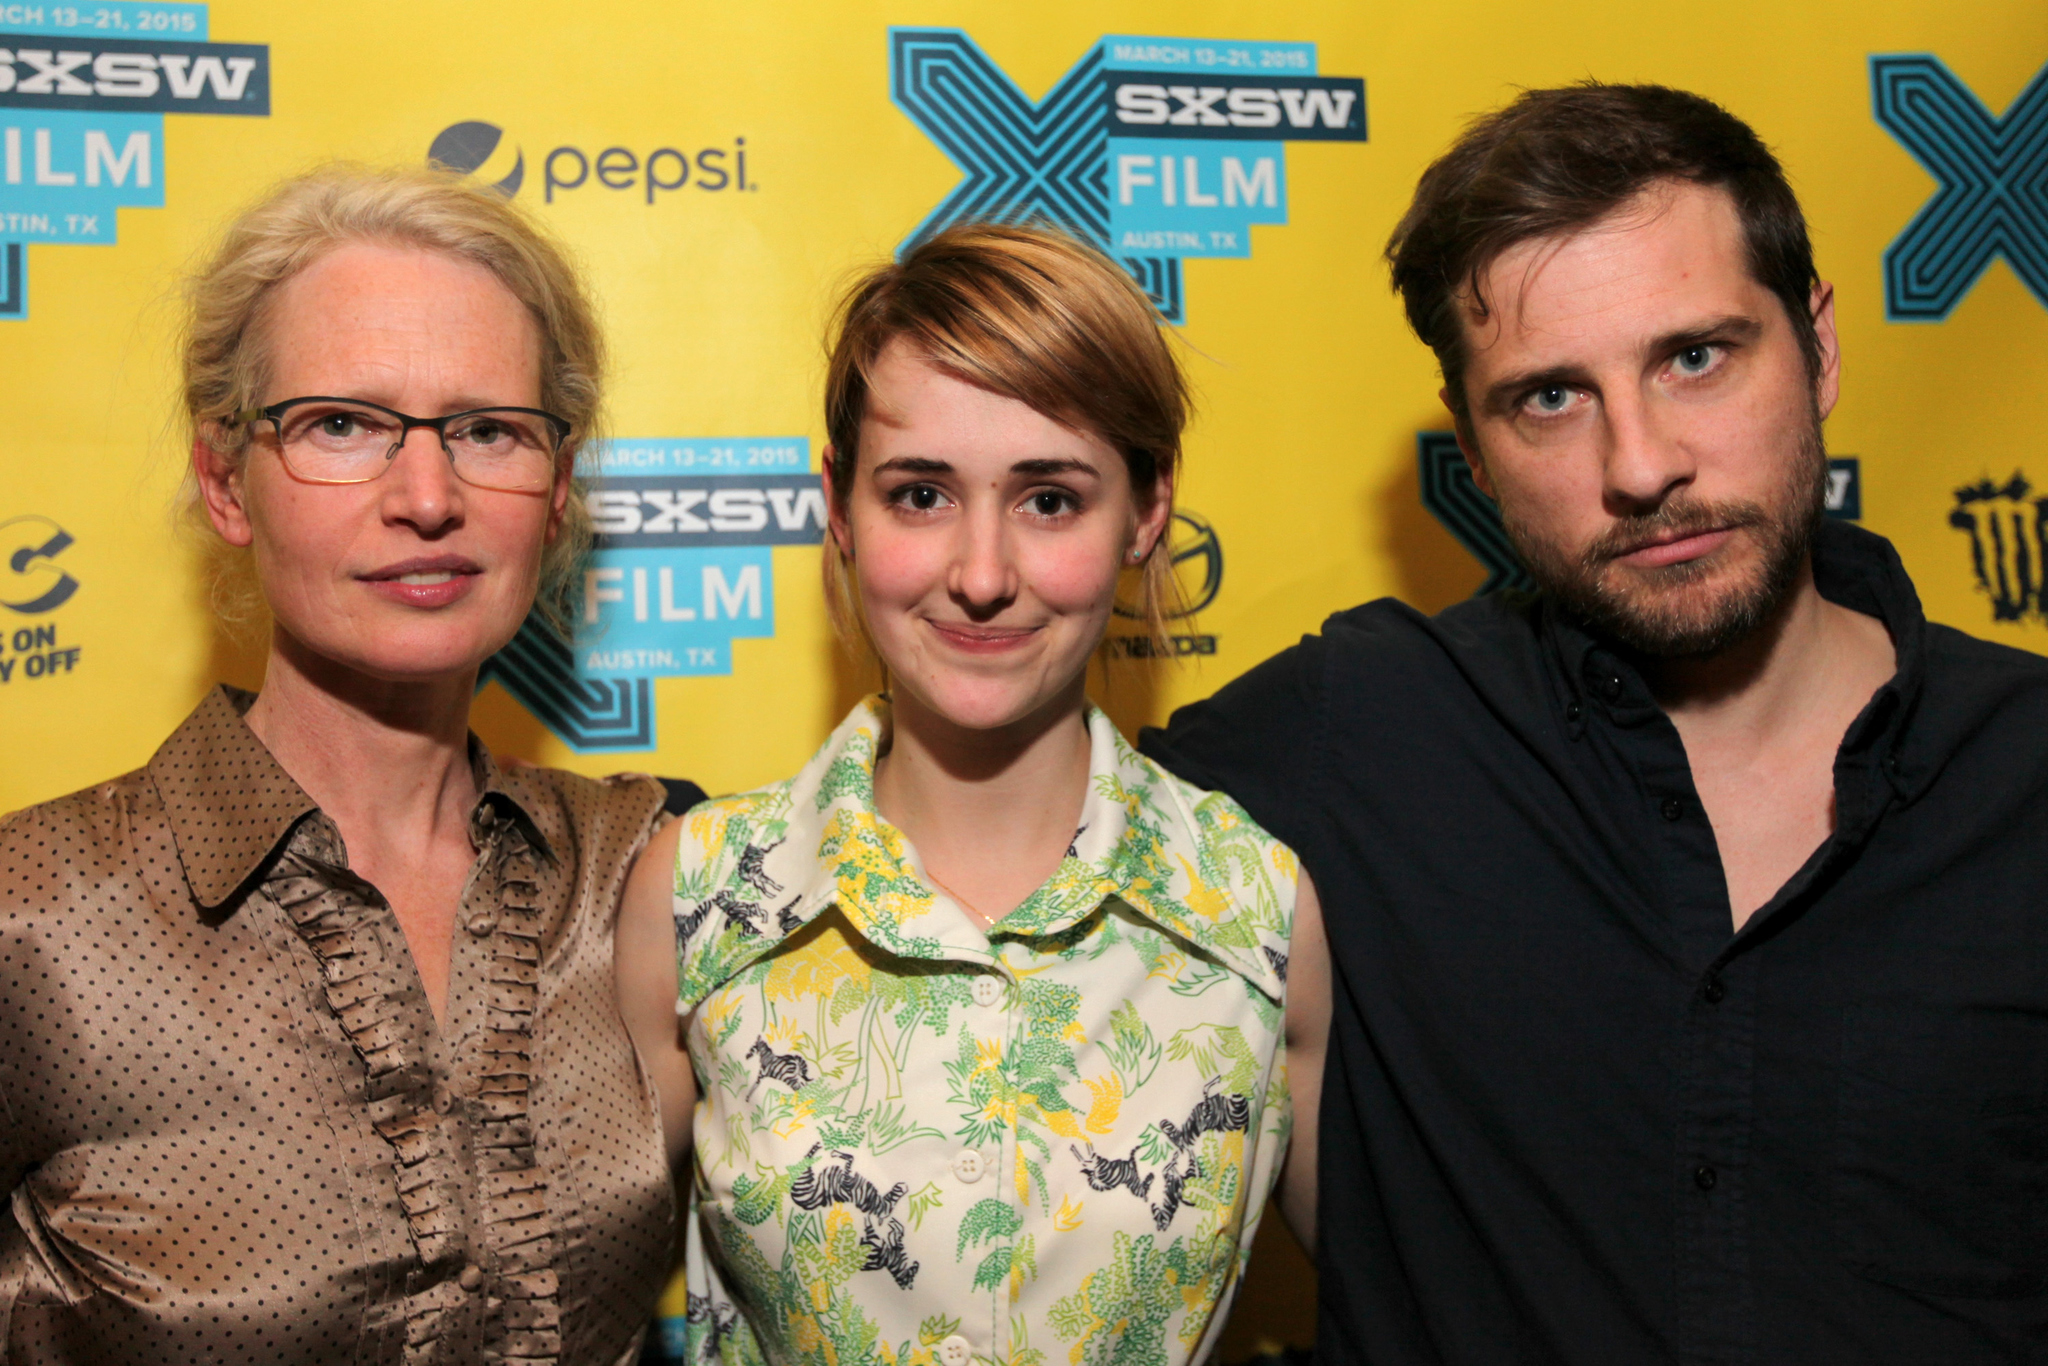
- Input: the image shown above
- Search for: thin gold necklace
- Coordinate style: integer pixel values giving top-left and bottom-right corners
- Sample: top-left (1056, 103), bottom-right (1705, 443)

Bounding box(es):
top-left (922, 864), bottom-right (994, 928)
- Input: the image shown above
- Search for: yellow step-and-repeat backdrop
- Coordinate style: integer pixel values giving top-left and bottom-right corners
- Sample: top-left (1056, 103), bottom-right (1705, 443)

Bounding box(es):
top-left (5, 0), bottom-right (2048, 812)
top-left (2, 0), bottom-right (2044, 1352)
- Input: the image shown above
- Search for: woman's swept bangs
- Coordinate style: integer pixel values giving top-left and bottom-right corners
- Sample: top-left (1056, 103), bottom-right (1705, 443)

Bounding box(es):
top-left (821, 222), bottom-right (1191, 659)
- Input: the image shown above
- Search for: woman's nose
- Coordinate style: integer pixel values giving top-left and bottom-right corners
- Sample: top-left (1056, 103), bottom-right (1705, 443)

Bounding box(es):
top-left (378, 427), bottom-right (465, 532)
top-left (948, 503), bottom-right (1017, 612)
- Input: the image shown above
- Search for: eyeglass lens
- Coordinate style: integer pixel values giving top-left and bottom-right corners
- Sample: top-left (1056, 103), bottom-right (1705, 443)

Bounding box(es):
top-left (273, 402), bottom-right (557, 493)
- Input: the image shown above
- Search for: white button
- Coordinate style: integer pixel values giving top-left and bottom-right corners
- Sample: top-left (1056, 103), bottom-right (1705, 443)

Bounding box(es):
top-left (951, 1149), bottom-right (985, 1183)
top-left (972, 976), bottom-right (1003, 1008)
top-left (939, 1335), bottom-right (973, 1366)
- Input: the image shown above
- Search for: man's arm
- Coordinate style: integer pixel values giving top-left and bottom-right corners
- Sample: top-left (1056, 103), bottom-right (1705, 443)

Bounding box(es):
top-left (615, 816), bottom-right (697, 1170)
top-left (1278, 869), bottom-right (1329, 1253)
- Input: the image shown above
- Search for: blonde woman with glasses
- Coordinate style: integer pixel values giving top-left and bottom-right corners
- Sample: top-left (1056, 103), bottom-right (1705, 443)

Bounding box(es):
top-left (0, 165), bottom-right (680, 1363)
top-left (618, 223), bottom-right (1330, 1365)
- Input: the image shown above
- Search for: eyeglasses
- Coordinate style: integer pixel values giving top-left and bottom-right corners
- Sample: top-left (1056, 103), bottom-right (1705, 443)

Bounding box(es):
top-left (236, 396), bottom-right (571, 494)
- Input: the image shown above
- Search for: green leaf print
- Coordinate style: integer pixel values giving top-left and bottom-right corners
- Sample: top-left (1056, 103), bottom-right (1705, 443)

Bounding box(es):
top-left (956, 1197), bottom-right (1023, 1257)
top-left (1105, 1000), bottom-right (1162, 1093)
top-left (971, 1245), bottom-right (1014, 1292)
top-left (1046, 1229), bottom-right (1192, 1366)
top-left (866, 1102), bottom-right (949, 1154)
top-left (1012, 1232), bottom-right (1038, 1288)
top-left (731, 1168), bottom-right (792, 1227)
top-left (1165, 1025), bottom-right (1259, 1093)
top-left (829, 971), bottom-right (870, 1025)
top-left (1000, 1316), bottom-right (1048, 1366)
top-left (905, 1181), bottom-right (945, 1231)
top-left (713, 1006), bottom-right (746, 1049)
top-left (818, 1113), bottom-right (866, 1151)
top-left (816, 748), bottom-right (873, 808)
top-left (1166, 959), bottom-right (1231, 1000)
top-left (918, 1313), bottom-right (961, 1346)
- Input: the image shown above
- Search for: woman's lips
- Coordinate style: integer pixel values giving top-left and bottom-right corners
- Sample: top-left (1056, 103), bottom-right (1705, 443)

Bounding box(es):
top-left (925, 620), bottom-right (1040, 654)
top-left (1615, 527), bottom-right (1734, 569)
top-left (359, 558), bottom-right (482, 609)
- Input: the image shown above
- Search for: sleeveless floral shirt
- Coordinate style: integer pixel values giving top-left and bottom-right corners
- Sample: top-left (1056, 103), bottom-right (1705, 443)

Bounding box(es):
top-left (667, 698), bottom-right (1298, 1366)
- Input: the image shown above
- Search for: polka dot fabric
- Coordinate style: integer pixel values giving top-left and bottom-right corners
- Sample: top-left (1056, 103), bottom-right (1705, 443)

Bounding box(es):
top-left (0, 686), bottom-right (674, 1364)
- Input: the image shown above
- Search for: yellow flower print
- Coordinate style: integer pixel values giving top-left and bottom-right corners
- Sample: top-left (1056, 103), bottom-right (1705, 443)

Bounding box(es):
top-left (686, 806), bottom-right (727, 852)
top-left (1147, 948), bottom-right (1188, 983)
top-left (980, 1089), bottom-right (1022, 1128)
top-left (1175, 854), bottom-right (1230, 922)
top-left (770, 1092), bottom-right (817, 1139)
top-left (764, 922), bottom-right (872, 1005)
top-left (973, 1036), bottom-right (1005, 1076)
top-left (1270, 841), bottom-right (1300, 880)
top-left (1046, 1109), bottom-right (1083, 1140)
top-left (791, 1312), bottom-right (823, 1352)
top-left (1054, 1195), bottom-right (1084, 1231)
top-left (1081, 1074), bottom-right (1123, 1134)
top-left (697, 992), bottom-right (738, 1045)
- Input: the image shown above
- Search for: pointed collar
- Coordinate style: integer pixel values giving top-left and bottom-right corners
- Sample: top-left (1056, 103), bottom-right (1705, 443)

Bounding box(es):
top-left (745, 696), bottom-right (1285, 998)
top-left (149, 684), bottom-right (550, 910)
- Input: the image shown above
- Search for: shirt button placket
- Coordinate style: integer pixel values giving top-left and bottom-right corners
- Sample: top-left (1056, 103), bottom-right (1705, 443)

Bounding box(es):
top-left (977, 955), bottom-right (1019, 1353)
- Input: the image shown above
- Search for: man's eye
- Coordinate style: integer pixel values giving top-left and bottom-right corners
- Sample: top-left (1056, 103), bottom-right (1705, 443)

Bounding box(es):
top-left (1673, 344), bottom-right (1718, 376)
top-left (1528, 384), bottom-right (1575, 415)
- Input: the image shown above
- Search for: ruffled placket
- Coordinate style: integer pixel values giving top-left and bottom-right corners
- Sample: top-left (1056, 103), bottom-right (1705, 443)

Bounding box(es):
top-left (468, 803), bottom-right (564, 1364)
top-left (264, 805), bottom-right (565, 1365)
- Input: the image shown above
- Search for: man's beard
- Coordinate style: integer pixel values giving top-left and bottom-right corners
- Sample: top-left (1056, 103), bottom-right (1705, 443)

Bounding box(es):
top-left (1499, 417), bottom-right (1829, 659)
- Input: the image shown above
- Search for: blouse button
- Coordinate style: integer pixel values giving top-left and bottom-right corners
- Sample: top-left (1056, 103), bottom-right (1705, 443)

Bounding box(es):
top-left (951, 1149), bottom-right (986, 1184)
top-left (466, 914), bottom-right (496, 938)
top-left (971, 976), bottom-right (1003, 1008)
top-left (939, 1335), bottom-right (974, 1366)
top-left (458, 1264), bottom-right (485, 1292)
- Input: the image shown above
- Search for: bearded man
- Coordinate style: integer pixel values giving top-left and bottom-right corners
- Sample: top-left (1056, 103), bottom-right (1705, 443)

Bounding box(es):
top-left (1144, 83), bottom-right (2048, 1364)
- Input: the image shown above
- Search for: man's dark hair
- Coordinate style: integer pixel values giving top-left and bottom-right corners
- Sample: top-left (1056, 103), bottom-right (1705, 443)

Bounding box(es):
top-left (1386, 83), bottom-right (1821, 424)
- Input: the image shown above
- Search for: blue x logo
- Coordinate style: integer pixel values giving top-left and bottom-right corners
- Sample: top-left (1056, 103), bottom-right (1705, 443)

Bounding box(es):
top-left (891, 29), bottom-right (1108, 248)
top-left (478, 617), bottom-right (654, 752)
top-left (890, 28), bottom-right (1185, 320)
top-left (1872, 54), bottom-right (2048, 321)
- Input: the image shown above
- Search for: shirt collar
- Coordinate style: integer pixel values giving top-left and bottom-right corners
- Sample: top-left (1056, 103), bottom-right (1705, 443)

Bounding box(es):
top-left (730, 695), bottom-right (1285, 997)
top-left (1544, 519), bottom-right (1933, 796)
top-left (150, 684), bottom-right (551, 910)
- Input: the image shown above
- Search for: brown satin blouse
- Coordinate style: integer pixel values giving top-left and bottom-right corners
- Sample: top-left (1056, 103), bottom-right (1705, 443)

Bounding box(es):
top-left (0, 686), bottom-right (674, 1364)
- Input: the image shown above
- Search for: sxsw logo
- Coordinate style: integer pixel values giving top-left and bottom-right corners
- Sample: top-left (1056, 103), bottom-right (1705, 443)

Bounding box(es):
top-left (891, 29), bottom-right (1365, 320)
top-left (478, 439), bottom-right (826, 752)
top-left (0, 35), bottom-right (266, 113)
top-left (1109, 76), bottom-right (1362, 138)
top-left (0, 4), bottom-right (268, 318)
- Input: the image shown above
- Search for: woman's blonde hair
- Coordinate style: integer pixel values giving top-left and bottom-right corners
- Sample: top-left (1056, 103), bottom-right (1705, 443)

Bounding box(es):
top-left (179, 161), bottom-right (604, 634)
top-left (822, 221), bottom-right (1190, 662)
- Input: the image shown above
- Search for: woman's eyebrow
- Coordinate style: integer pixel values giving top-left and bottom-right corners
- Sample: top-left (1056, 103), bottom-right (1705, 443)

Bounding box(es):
top-left (1012, 457), bottom-right (1099, 477)
top-left (871, 456), bottom-right (952, 476)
